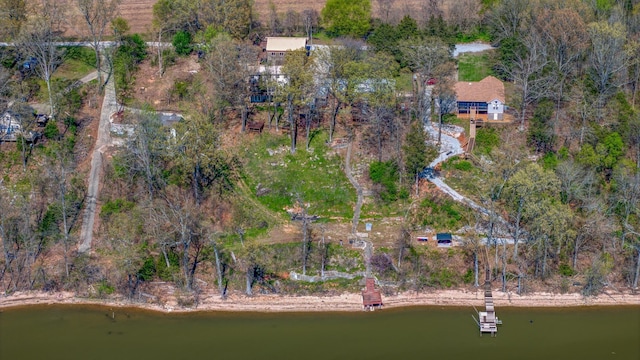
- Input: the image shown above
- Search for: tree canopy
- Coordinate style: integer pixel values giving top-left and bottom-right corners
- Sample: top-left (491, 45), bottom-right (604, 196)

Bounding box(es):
top-left (321, 0), bottom-right (371, 38)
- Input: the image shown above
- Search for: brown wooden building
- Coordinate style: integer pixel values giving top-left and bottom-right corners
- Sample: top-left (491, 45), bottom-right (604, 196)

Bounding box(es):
top-left (265, 37), bottom-right (308, 65)
top-left (362, 278), bottom-right (383, 311)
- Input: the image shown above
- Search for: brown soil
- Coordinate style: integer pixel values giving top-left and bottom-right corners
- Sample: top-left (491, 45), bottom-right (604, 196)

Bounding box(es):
top-left (47, 0), bottom-right (447, 38)
top-left (132, 53), bottom-right (202, 111)
top-left (2, 288), bottom-right (638, 313)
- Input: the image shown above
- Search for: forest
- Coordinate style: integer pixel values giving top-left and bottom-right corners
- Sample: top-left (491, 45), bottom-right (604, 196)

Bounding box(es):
top-left (0, 0), bottom-right (639, 305)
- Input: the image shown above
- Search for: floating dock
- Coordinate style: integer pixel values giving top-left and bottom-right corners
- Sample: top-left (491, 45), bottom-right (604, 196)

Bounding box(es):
top-left (478, 269), bottom-right (501, 336)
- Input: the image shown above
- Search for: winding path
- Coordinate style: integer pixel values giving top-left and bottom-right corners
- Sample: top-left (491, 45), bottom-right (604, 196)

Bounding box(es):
top-left (424, 123), bottom-right (519, 243)
top-left (343, 141), bottom-right (374, 277)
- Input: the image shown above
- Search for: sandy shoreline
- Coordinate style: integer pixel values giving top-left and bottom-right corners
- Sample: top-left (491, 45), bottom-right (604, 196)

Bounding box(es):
top-left (1, 289), bottom-right (639, 313)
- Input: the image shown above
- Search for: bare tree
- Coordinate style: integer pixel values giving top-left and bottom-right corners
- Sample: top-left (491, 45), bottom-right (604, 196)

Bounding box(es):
top-left (45, 143), bottom-right (83, 278)
top-left (612, 165), bottom-right (640, 249)
top-left (152, 186), bottom-right (204, 291)
top-left (18, 1), bottom-right (65, 117)
top-left (315, 39), bottom-right (366, 142)
top-left (0, 0), bottom-right (26, 41)
top-left (205, 34), bottom-right (255, 124)
top-left (489, 0), bottom-right (530, 43)
top-left (209, 233), bottom-right (226, 298)
top-left (534, 8), bottom-right (588, 124)
top-left (123, 110), bottom-right (167, 200)
top-left (571, 203), bottom-right (612, 270)
top-left (399, 37), bottom-right (451, 123)
top-left (302, 9), bottom-right (319, 42)
top-left (280, 49), bottom-right (315, 154)
top-left (432, 62), bottom-right (457, 144)
top-left (268, 1), bottom-right (281, 34)
top-left (375, 0), bottom-right (395, 23)
top-left (76, 0), bottom-right (121, 91)
top-left (446, 0), bottom-right (481, 34)
top-left (588, 21), bottom-right (629, 118)
top-left (283, 10), bottom-right (300, 36)
top-left (500, 28), bottom-right (553, 129)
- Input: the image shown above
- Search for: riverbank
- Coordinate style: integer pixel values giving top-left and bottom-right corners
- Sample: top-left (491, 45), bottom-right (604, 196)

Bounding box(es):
top-left (1, 288), bottom-right (638, 313)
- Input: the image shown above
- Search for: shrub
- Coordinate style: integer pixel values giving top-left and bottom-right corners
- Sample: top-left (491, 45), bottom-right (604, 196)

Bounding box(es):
top-left (463, 269), bottom-right (474, 284)
top-left (418, 196), bottom-right (466, 230)
top-left (171, 80), bottom-right (190, 101)
top-left (453, 160), bottom-right (473, 171)
top-left (39, 204), bottom-right (61, 238)
top-left (137, 257), bottom-right (156, 281)
top-left (542, 152), bottom-right (558, 170)
top-left (64, 46), bottom-right (97, 65)
top-left (432, 268), bottom-right (456, 288)
top-left (371, 253), bottom-right (394, 275)
top-left (43, 120), bottom-right (59, 139)
top-left (97, 280), bottom-right (115, 296)
top-left (558, 263), bottom-right (575, 277)
top-left (156, 251), bottom-right (180, 281)
top-left (173, 31), bottom-right (192, 55)
top-left (114, 34), bottom-right (147, 103)
top-left (101, 198), bottom-right (135, 218)
top-left (369, 160), bottom-right (399, 203)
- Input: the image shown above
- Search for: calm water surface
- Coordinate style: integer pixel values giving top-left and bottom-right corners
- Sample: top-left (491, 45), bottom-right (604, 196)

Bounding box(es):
top-left (1, 305), bottom-right (638, 360)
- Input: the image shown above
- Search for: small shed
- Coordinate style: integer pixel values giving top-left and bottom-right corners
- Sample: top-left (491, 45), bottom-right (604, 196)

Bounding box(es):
top-left (362, 278), bottom-right (383, 311)
top-left (436, 233), bottom-right (453, 247)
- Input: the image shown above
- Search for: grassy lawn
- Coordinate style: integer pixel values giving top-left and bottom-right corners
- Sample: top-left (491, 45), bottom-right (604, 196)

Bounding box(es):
top-left (457, 53), bottom-right (494, 82)
top-left (394, 70), bottom-right (413, 93)
top-left (55, 47), bottom-right (97, 81)
top-left (415, 192), bottom-right (476, 232)
top-left (440, 156), bottom-right (485, 203)
top-left (241, 131), bottom-right (356, 219)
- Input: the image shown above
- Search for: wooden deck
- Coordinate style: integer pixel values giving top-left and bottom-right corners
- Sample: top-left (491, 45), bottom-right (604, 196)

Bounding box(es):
top-left (247, 121), bottom-right (265, 133)
top-left (479, 269), bottom-right (500, 335)
top-left (362, 278), bottom-right (383, 311)
top-left (457, 112), bottom-right (515, 124)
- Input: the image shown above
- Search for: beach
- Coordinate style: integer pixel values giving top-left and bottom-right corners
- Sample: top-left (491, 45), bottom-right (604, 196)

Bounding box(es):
top-left (1, 288), bottom-right (638, 313)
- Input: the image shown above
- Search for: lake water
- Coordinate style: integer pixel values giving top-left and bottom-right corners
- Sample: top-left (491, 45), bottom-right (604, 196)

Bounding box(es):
top-left (1, 305), bottom-right (638, 360)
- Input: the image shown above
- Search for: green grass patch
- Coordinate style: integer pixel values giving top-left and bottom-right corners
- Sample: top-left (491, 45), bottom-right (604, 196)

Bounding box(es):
top-left (55, 47), bottom-right (97, 80)
top-left (474, 127), bottom-right (500, 155)
top-left (416, 196), bottom-right (472, 231)
top-left (312, 31), bottom-right (333, 42)
top-left (394, 70), bottom-right (413, 92)
top-left (455, 26), bottom-right (492, 43)
top-left (100, 198), bottom-right (135, 218)
top-left (457, 53), bottom-right (494, 82)
top-left (241, 132), bottom-right (356, 218)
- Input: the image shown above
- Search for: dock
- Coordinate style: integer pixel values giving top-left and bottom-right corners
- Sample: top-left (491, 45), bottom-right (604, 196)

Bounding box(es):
top-left (478, 269), bottom-right (501, 336)
top-left (362, 278), bottom-right (383, 311)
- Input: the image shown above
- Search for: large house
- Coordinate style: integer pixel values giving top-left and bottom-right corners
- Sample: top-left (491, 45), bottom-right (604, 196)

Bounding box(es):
top-left (265, 37), bottom-right (308, 64)
top-left (454, 76), bottom-right (505, 120)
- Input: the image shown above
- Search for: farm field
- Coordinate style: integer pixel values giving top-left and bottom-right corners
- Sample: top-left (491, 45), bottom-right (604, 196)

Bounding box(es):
top-left (43, 0), bottom-right (435, 37)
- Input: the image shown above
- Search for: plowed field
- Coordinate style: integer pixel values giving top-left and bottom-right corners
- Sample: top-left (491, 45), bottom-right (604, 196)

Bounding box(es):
top-left (46, 0), bottom-right (432, 37)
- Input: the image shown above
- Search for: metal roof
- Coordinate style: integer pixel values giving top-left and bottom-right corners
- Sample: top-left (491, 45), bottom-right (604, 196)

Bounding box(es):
top-left (265, 37), bottom-right (307, 52)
